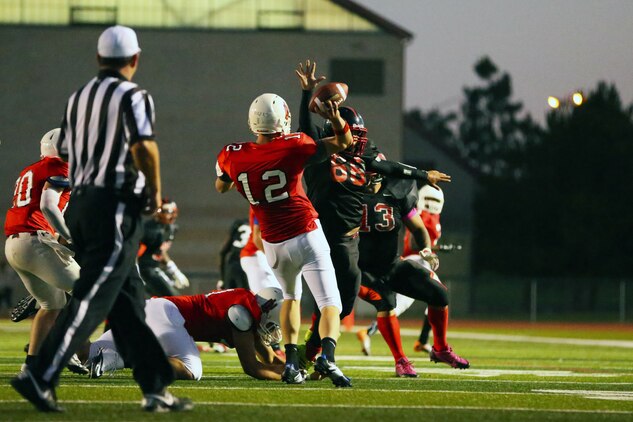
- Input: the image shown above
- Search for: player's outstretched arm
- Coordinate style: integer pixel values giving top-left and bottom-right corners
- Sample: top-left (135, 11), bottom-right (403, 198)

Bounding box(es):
top-left (368, 159), bottom-right (451, 189)
top-left (232, 329), bottom-right (283, 380)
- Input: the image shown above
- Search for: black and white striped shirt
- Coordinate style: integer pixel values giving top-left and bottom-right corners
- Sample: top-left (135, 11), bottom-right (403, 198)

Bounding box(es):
top-left (57, 69), bottom-right (156, 195)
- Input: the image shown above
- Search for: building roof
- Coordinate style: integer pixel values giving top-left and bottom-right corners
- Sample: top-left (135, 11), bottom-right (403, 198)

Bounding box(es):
top-left (332, 0), bottom-right (413, 41)
top-left (403, 114), bottom-right (481, 179)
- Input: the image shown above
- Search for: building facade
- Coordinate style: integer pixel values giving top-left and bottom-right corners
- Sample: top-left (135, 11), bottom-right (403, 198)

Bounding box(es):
top-left (0, 0), bottom-right (412, 275)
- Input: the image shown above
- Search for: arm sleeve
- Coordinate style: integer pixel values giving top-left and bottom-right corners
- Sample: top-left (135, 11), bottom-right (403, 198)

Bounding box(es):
top-left (215, 149), bottom-right (233, 182)
top-left (123, 89), bottom-right (156, 145)
top-left (57, 96), bottom-right (75, 162)
top-left (305, 139), bottom-right (328, 166)
top-left (40, 189), bottom-right (72, 241)
top-left (401, 180), bottom-right (419, 218)
top-left (367, 158), bottom-right (429, 181)
top-left (298, 90), bottom-right (323, 141)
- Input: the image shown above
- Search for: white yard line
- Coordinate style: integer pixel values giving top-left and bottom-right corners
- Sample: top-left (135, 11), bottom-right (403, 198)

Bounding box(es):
top-left (348, 324), bottom-right (633, 348)
top-left (0, 399), bottom-right (631, 414)
top-left (534, 389), bottom-right (633, 401)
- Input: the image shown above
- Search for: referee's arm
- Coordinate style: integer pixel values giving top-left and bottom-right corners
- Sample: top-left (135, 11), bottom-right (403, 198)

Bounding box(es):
top-left (131, 140), bottom-right (162, 214)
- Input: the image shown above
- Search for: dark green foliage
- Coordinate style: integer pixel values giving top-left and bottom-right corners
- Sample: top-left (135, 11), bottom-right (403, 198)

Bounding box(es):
top-left (409, 57), bottom-right (633, 277)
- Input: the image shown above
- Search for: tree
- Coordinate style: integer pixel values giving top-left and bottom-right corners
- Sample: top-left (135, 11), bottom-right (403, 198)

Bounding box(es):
top-left (407, 58), bottom-right (633, 278)
top-left (457, 57), bottom-right (541, 178)
top-left (476, 82), bottom-right (633, 277)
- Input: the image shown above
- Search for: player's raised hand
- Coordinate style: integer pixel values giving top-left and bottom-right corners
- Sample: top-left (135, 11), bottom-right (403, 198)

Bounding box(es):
top-left (427, 170), bottom-right (451, 189)
top-left (295, 59), bottom-right (326, 91)
top-left (316, 100), bottom-right (341, 121)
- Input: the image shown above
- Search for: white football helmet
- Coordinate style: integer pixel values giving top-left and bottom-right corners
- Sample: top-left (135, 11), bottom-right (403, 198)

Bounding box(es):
top-left (418, 185), bottom-right (444, 214)
top-left (255, 287), bottom-right (283, 346)
top-left (40, 128), bottom-right (60, 158)
top-left (248, 93), bottom-right (291, 135)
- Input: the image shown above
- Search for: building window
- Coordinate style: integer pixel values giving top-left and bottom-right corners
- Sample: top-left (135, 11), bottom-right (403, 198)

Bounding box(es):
top-left (330, 59), bottom-right (384, 95)
top-left (70, 6), bottom-right (117, 26)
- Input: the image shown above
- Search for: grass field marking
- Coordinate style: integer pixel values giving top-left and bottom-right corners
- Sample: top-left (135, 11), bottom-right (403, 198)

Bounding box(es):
top-left (534, 389), bottom-right (633, 401)
top-left (343, 365), bottom-right (627, 378)
top-left (406, 330), bottom-right (633, 349)
top-left (0, 399), bottom-right (632, 415)
top-left (42, 383), bottom-right (628, 397)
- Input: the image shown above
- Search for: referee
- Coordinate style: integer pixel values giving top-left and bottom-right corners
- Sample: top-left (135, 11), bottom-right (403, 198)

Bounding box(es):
top-left (11, 26), bottom-right (192, 413)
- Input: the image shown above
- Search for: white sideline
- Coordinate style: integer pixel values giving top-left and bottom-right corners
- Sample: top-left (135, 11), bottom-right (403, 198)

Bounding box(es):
top-left (376, 327), bottom-right (633, 349)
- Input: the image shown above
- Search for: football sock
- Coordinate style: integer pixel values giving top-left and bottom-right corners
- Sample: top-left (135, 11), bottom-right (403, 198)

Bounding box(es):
top-left (321, 337), bottom-right (337, 361)
top-left (418, 315), bottom-right (432, 344)
top-left (428, 306), bottom-right (449, 350)
top-left (284, 344), bottom-right (299, 368)
top-left (377, 314), bottom-right (405, 362)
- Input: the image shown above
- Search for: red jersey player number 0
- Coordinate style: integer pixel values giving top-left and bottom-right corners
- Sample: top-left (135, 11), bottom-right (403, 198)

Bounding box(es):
top-left (13, 171), bottom-right (34, 208)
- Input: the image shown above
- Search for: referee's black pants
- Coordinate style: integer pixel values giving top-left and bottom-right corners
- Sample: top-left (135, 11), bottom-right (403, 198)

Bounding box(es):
top-left (32, 188), bottom-right (174, 394)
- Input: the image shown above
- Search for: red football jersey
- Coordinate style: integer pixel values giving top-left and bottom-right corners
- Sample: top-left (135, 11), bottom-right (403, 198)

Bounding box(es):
top-left (240, 207), bottom-right (259, 258)
top-left (164, 288), bottom-right (263, 347)
top-left (216, 133), bottom-right (321, 243)
top-left (4, 157), bottom-right (70, 236)
top-left (402, 210), bottom-right (442, 257)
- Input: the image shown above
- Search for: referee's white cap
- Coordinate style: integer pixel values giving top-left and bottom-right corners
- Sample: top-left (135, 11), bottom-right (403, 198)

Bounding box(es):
top-left (98, 25), bottom-right (141, 58)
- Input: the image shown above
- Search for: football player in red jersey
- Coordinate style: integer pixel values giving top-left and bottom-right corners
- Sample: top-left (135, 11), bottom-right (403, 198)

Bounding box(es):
top-left (84, 288), bottom-right (285, 380)
top-left (4, 129), bottom-right (80, 370)
top-left (215, 91), bottom-right (354, 387)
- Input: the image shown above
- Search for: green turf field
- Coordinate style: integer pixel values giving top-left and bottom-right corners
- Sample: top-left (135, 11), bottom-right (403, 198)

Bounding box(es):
top-left (1, 320), bottom-right (632, 421)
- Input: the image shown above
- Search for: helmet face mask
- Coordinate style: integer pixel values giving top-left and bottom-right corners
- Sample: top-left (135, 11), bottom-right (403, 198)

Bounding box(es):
top-left (255, 287), bottom-right (283, 346)
top-left (248, 93), bottom-right (291, 135)
top-left (40, 128), bottom-right (60, 158)
top-left (323, 106), bottom-right (367, 156)
top-left (157, 200), bottom-right (178, 224)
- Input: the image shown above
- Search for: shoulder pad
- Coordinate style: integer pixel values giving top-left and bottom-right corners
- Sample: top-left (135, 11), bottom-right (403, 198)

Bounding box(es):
top-left (227, 304), bottom-right (254, 332)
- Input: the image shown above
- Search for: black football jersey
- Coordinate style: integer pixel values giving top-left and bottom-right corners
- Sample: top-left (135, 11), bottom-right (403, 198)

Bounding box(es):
top-left (305, 140), bottom-right (381, 236)
top-left (358, 177), bottom-right (418, 276)
top-left (225, 218), bottom-right (250, 263)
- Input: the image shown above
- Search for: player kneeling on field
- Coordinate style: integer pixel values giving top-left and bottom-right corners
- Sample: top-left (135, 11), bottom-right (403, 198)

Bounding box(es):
top-left (80, 287), bottom-right (285, 380)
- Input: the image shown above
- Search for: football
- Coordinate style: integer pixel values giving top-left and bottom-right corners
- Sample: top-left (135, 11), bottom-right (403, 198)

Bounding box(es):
top-left (309, 82), bottom-right (348, 113)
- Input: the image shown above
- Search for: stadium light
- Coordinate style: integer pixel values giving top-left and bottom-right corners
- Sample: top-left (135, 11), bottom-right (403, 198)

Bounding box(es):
top-left (547, 96), bottom-right (560, 109)
top-left (572, 92), bottom-right (584, 106)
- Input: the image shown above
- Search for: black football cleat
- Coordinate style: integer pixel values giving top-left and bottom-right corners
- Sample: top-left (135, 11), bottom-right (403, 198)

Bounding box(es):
top-left (11, 295), bottom-right (38, 322)
top-left (315, 356), bottom-right (352, 388)
top-left (11, 368), bottom-right (63, 412)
